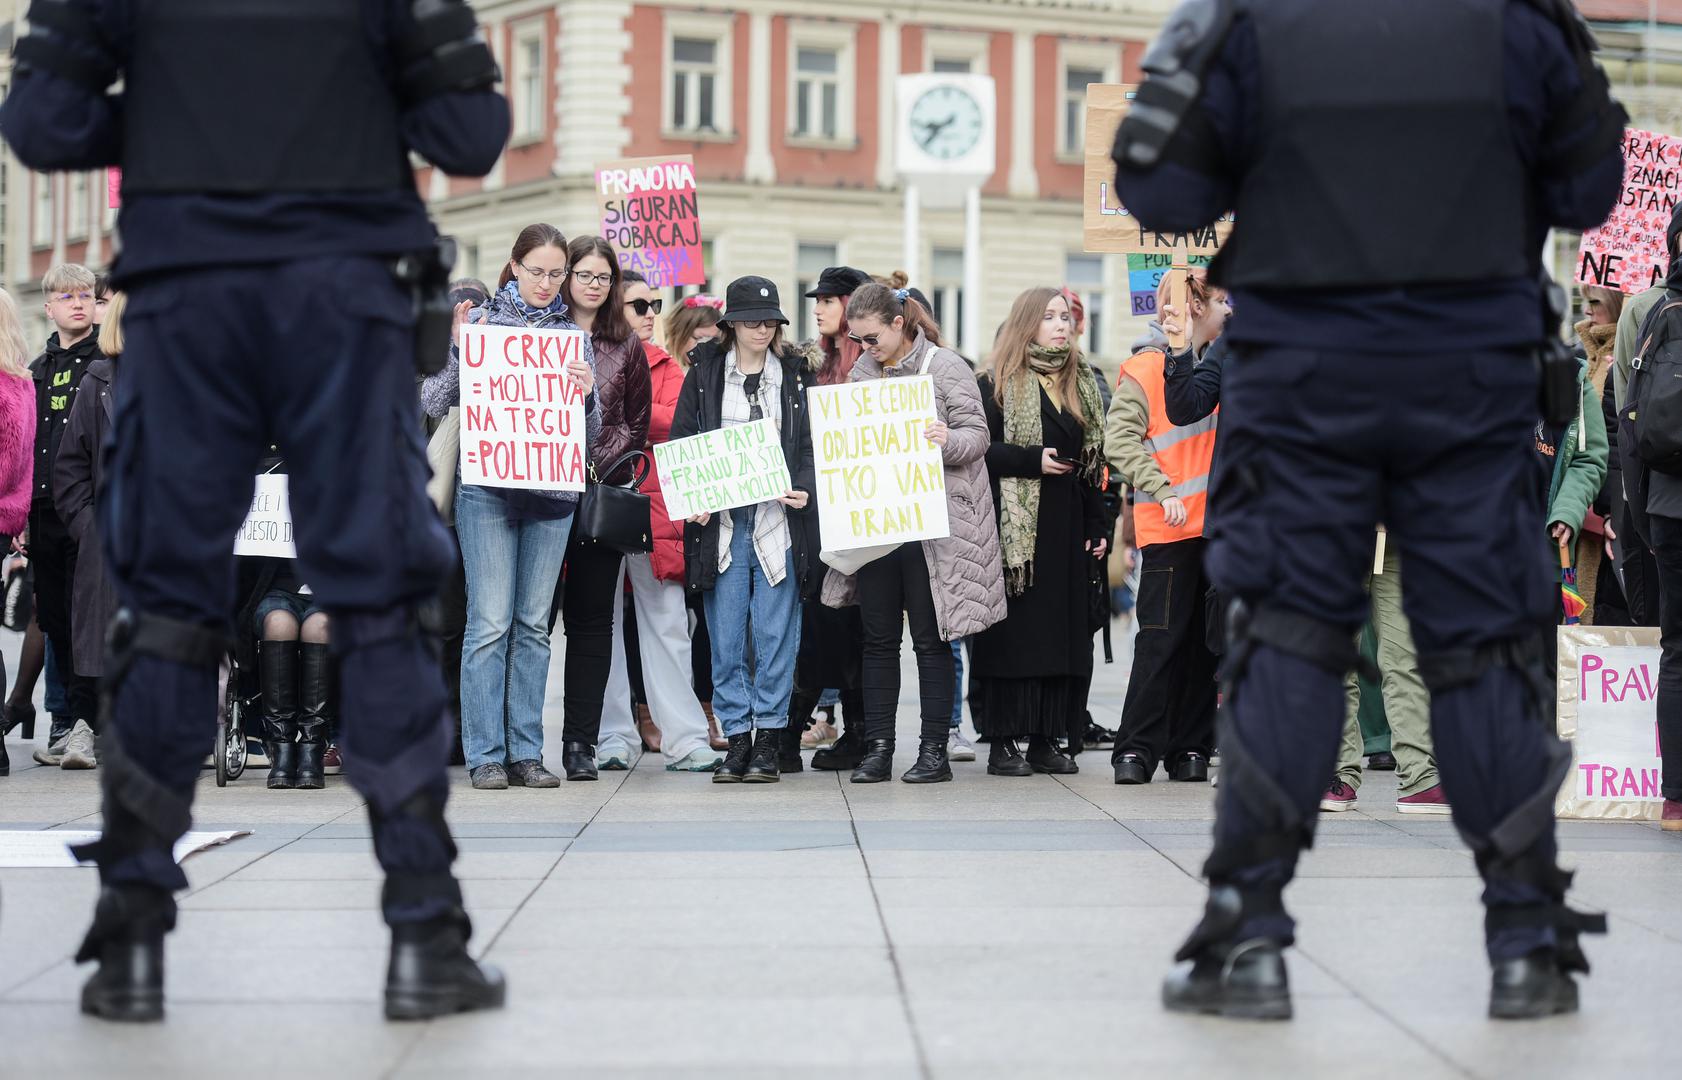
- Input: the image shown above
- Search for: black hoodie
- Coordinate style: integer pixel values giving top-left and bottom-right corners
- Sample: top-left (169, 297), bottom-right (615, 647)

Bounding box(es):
top-left (30, 330), bottom-right (102, 515)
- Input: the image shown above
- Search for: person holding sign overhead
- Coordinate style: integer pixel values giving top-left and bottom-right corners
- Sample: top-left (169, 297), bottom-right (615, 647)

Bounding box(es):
top-left (970, 288), bottom-right (1108, 778)
top-left (421, 224), bottom-right (600, 793)
top-left (669, 277), bottom-right (816, 784)
top-left (818, 284), bottom-right (1005, 783)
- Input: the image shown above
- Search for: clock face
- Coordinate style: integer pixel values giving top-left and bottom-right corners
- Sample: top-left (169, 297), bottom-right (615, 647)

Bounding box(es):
top-left (909, 85), bottom-right (984, 161)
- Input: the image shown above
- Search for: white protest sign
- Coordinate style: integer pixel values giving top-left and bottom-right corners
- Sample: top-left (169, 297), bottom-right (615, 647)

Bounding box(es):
top-left (459, 323), bottom-right (589, 492)
top-left (234, 474), bottom-right (295, 558)
top-left (1555, 627), bottom-right (1666, 822)
top-left (653, 418), bottom-right (791, 520)
top-left (807, 376), bottom-right (950, 552)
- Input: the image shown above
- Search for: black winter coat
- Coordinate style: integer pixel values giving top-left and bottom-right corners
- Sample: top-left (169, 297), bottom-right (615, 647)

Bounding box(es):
top-left (669, 341), bottom-right (818, 598)
top-left (50, 356), bottom-right (116, 676)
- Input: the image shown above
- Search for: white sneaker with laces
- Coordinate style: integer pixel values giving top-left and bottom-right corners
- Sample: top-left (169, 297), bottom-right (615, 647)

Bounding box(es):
top-left (597, 738), bottom-right (638, 771)
top-left (60, 720), bottom-right (97, 770)
top-left (947, 731), bottom-right (976, 762)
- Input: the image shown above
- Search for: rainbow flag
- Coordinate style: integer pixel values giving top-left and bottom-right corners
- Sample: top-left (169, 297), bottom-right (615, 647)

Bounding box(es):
top-left (1559, 544), bottom-right (1586, 624)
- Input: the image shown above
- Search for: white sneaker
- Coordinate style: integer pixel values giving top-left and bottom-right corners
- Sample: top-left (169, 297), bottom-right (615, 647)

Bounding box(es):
top-left (60, 721), bottom-right (97, 770)
top-left (33, 730), bottom-right (70, 767)
top-left (597, 738), bottom-right (638, 771)
top-left (666, 748), bottom-right (724, 772)
top-left (947, 731), bottom-right (976, 762)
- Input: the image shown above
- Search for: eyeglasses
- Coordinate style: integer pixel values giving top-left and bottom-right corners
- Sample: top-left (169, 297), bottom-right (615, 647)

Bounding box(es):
top-left (625, 298), bottom-right (664, 317)
top-left (51, 292), bottom-right (94, 305)
top-left (518, 262), bottom-right (569, 284)
top-left (572, 270), bottom-right (614, 288)
top-left (846, 332), bottom-right (881, 347)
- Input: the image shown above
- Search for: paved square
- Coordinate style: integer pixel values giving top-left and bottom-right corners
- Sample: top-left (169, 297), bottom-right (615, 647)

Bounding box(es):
top-left (0, 634), bottom-right (1674, 1079)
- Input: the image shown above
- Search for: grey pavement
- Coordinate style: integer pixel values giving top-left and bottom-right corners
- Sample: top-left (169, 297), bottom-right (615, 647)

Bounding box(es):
top-left (0, 619), bottom-right (1676, 1079)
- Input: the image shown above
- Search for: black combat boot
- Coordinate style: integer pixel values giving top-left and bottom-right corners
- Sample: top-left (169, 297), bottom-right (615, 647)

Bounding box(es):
top-left (900, 737), bottom-right (952, 784)
top-left (294, 642), bottom-right (332, 790)
top-left (1489, 948), bottom-right (1583, 1019)
top-left (77, 885), bottom-right (176, 1023)
top-left (384, 908), bottom-right (507, 1021)
top-left (713, 733), bottom-right (752, 784)
top-left (744, 729), bottom-right (782, 783)
top-left (1026, 735), bottom-right (1078, 775)
top-left (849, 739), bottom-right (895, 783)
top-left (779, 720), bottom-right (804, 774)
top-left (258, 640), bottom-right (299, 789)
top-left (987, 737), bottom-right (1032, 777)
top-left (1161, 884), bottom-right (1292, 1021)
top-left (812, 725), bottom-right (866, 771)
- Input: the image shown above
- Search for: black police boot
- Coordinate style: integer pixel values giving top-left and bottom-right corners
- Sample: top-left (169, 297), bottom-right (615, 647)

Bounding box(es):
top-left (384, 908), bottom-right (507, 1021)
top-left (812, 724), bottom-right (866, 771)
top-left (1114, 751), bottom-right (1151, 785)
top-left (1489, 947), bottom-right (1582, 1020)
top-left (987, 737), bottom-right (1033, 777)
top-left (713, 733), bottom-right (753, 784)
top-left (561, 741), bottom-right (597, 781)
top-left (1026, 735), bottom-right (1078, 775)
top-left (779, 721), bottom-right (804, 774)
top-left (258, 640), bottom-right (299, 789)
top-left (901, 737), bottom-right (952, 784)
top-left (294, 643), bottom-right (332, 790)
top-left (1161, 884), bottom-right (1292, 1021)
top-left (744, 729), bottom-right (782, 783)
top-left (850, 739), bottom-right (895, 783)
top-left (76, 885), bottom-right (176, 1023)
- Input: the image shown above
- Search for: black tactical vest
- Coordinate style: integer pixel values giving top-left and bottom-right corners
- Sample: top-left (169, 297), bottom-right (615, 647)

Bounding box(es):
top-left (1212, 0), bottom-right (1532, 291)
top-left (121, 0), bottom-right (409, 195)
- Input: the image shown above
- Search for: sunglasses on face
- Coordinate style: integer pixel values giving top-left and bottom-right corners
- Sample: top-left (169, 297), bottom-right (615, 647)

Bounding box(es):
top-left (846, 332), bottom-right (881, 348)
top-left (625, 298), bottom-right (664, 317)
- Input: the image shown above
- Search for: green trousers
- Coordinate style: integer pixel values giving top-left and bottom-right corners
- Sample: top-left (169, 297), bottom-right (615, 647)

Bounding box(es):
top-left (1337, 544), bottom-right (1438, 796)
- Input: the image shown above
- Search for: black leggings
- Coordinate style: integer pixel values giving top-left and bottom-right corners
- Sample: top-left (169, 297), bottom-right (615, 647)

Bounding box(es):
top-left (857, 544), bottom-right (952, 742)
top-left (560, 534), bottom-right (624, 746)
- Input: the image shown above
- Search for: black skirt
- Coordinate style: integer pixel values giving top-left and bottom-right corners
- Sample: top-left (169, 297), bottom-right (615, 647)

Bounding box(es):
top-left (971, 674), bottom-right (1085, 739)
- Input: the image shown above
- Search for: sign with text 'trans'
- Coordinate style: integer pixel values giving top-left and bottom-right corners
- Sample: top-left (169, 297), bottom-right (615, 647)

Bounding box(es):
top-left (653, 419), bottom-right (792, 520)
top-left (1082, 84), bottom-right (1233, 259)
top-left (596, 155), bottom-right (705, 288)
top-left (1554, 627), bottom-right (1666, 823)
top-left (1577, 128), bottom-right (1682, 296)
top-left (234, 474), bottom-right (295, 558)
top-left (807, 377), bottom-right (950, 552)
top-left (458, 324), bottom-right (589, 493)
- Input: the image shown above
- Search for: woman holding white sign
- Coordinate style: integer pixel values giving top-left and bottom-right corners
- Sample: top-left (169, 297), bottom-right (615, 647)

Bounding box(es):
top-left (670, 277), bottom-right (816, 784)
top-left (970, 288), bottom-right (1108, 777)
top-left (420, 223), bottom-right (599, 792)
top-left (818, 284), bottom-right (1007, 784)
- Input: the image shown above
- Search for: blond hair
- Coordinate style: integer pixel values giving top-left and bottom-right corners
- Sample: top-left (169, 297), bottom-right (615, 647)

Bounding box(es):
top-left (990, 287), bottom-right (1092, 429)
top-left (41, 263), bottom-right (95, 299)
top-left (98, 292), bottom-right (127, 357)
top-left (0, 289), bottom-right (32, 380)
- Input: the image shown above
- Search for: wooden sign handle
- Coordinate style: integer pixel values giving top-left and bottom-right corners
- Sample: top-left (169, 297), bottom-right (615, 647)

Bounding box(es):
top-left (1165, 244), bottom-right (1191, 353)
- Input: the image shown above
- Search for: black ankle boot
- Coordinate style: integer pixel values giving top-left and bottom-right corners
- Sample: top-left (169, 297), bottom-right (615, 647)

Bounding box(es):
top-left (258, 640), bottom-right (299, 789)
top-left (1027, 736), bottom-right (1078, 775)
top-left (1489, 948), bottom-right (1582, 1019)
top-left (1161, 885), bottom-right (1292, 1021)
top-left (987, 738), bottom-right (1032, 777)
top-left (385, 909), bottom-right (507, 1021)
top-left (1171, 752), bottom-right (1209, 783)
top-left (744, 729), bottom-right (782, 783)
top-left (901, 737), bottom-right (952, 784)
top-left (779, 721), bottom-right (804, 773)
top-left (812, 725), bottom-right (865, 771)
top-left (294, 643), bottom-right (333, 790)
top-left (77, 886), bottom-right (176, 1022)
top-left (850, 739), bottom-right (895, 783)
top-left (561, 741), bottom-right (597, 781)
top-left (713, 733), bottom-right (752, 783)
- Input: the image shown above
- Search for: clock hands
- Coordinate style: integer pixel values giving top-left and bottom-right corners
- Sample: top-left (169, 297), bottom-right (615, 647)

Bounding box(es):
top-left (916, 114), bottom-right (956, 150)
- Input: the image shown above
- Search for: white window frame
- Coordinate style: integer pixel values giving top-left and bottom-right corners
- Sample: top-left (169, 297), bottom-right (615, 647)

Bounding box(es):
top-left (1058, 41), bottom-right (1121, 164)
top-left (923, 30), bottom-right (990, 75)
top-left (33, 173), bottom-right (55, 250)
top-left (664, 13), bottom-right (735, 140)
top-left (1065, 253), bottom-right (1108, 359)
top-left (510, 19), bottom-right (548, 144)
top-left (930, 246), bottom-right (967, 357)
top-left (786, 22), bottom-right (856, 148)
top-left (794, 240), bottom-right (841, 343)
top-left (67, 172), bottom-right (90, 240)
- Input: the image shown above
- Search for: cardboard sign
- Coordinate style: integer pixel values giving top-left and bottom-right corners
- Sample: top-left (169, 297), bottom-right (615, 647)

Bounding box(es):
top-left (1125, 251), bottom-right (1214, 318)
top-left (234, 474), bottom-right (296, 558)
top-left (1555, 626), bottom-right (1667, 822)
top-left (808, 376), bottom-right (950, 552)
top-left (459, 324), bottom-right (589, 492)
top-left (653, 419), bottom-right (792, 520)
top-left (1082, 84), bottom-right (1234, 257)
top-left (596, 155), bottom-right (705, 288)
top-left (1577, 128), bottom-right (1682, 296)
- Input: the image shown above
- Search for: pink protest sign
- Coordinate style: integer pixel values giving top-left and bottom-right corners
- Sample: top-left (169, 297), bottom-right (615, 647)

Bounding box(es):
top-left (1576, 129), bottom-right (1682, 296)
top-left (595, 156), bottom-right (705, 288)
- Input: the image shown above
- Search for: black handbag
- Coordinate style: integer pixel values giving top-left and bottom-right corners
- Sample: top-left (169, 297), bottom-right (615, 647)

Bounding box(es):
top-left (577, 450), bottom-right (654, 554)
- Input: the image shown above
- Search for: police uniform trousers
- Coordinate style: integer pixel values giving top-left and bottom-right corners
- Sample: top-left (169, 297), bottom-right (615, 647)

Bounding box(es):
top-left (84, 257), bottom-right (462, 927)
top-left (1205, 346), bottom-right (1570, 962)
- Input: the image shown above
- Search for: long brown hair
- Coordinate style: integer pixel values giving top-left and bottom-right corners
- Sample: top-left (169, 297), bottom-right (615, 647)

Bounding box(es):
top-left (564, 235), bottom-right (636, 346)
top-left (847, 283), bottom-right (944, 351)
top-left (664, 296), bottom-right (722, 367)
top-left (991, 287), bottom-right (1092, 429)
top-left (817, 296), bottom-right (863, 385)
top-left (498, 223), bottom-right (568, 291)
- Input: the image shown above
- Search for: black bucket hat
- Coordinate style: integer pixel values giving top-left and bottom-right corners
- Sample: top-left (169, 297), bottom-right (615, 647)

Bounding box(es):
top-left (721, 276), bottom-right (789, 324)
top-left (803, 266), bottom-right (871, 299)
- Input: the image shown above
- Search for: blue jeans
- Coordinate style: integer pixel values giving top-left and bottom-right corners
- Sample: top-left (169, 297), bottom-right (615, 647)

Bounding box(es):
top-left (456, 484), bottom-right (573, 770)
top-left (701, 523), bottom-right (801, 737)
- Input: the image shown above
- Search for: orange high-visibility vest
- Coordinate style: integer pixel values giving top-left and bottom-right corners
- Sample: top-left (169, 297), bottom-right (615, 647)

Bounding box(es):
top-left (1118, 349), bottom-right (1217, 548)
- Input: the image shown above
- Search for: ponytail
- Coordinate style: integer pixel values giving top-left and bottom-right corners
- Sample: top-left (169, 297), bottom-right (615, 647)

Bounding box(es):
top-left (847, 283), bottom-right (944, 349)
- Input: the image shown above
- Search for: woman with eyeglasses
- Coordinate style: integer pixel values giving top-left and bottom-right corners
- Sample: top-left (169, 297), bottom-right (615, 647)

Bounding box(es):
top-left (420, 223), bottom-right (599, 791)
top-left (670, 277), bottom-right (816, 784)
top-left (589, 270), bottom-right (724, 773)
top-left (817, 284), bottom-right (1006, 783)
top-left (555, 236), bottom-right (653, 780)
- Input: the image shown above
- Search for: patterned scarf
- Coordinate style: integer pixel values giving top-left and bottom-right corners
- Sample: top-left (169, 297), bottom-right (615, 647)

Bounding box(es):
top-left (998, 343), bottom-right (1105, 595)
top-left (500, 278), bottom-right (569, 322)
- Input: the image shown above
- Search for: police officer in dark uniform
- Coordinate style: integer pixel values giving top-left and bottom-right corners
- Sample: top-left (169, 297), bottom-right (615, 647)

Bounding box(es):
top-left (1, 0), bottom-right (513, 1022)
top-left (1112, 0), bottom-right (1626, 1021)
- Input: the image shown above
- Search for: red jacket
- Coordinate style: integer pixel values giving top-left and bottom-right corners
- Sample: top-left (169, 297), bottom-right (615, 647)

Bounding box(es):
top-left (643, 342), bottom-right (687, 582)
